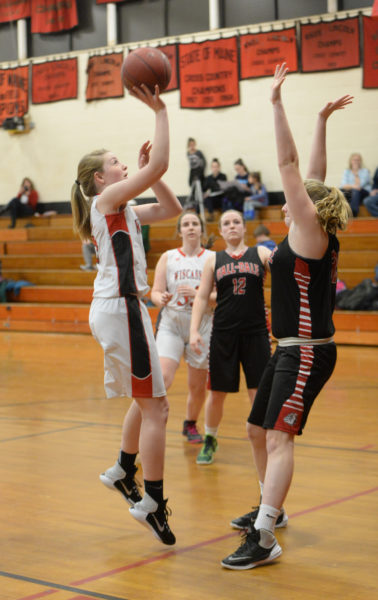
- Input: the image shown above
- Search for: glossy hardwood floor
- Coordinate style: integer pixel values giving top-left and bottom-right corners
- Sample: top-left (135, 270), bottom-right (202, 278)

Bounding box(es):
top-left (0, 332), bottom-right (377, 600)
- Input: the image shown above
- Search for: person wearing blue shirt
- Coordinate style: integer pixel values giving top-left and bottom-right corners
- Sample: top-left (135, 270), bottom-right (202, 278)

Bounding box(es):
top-left (340, 153), bottom-right (371, 216)
top-left (253, 224), bottom-right (277, 251)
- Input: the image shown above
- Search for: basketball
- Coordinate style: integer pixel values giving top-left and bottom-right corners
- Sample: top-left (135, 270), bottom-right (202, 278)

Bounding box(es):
top-left (121, 47), bottom-right (172, 94)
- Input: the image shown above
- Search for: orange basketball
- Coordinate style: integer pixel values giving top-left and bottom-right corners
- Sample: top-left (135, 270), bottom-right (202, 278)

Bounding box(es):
top-left (121, 47), bottom-right (172, 94)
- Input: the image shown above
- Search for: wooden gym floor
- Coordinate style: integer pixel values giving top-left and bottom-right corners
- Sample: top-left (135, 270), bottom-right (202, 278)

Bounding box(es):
top-left (0, 332), bottom-right (377, 600)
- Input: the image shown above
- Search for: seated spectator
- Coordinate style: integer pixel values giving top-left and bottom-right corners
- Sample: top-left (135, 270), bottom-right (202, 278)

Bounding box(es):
top-left (340, 153), bottom-right (371, 217)
top-left (219, 158), bottom-right (250, 212)
top-left (233, 158), bottom-right (250, 187)
top-left (246, 172), bottom-right (269, 208)
top-left (253, 224), bottom-right (277, 251)
top-left (203, 158), bottom-right (227, 221)
top-left (363, 167), bottom-right (378, 217)
top-left (0, 177), bottom-right (39, 228)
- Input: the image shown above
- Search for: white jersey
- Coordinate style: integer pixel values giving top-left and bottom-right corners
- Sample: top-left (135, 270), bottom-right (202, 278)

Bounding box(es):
top-left (91, 197), bottom-right (149, 298)
top-left (165, 247), bottom-right (214, 312)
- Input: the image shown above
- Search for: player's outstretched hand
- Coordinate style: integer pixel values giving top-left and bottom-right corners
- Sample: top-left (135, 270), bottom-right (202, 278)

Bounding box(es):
top-left (271, 63), bottom-right (289, 105)
top-left (129, 83), bottom-right (166, 113)
top-left (319, 95), bottom-right (354, 121)
top-left (138, 141), bottom-right (152, 169)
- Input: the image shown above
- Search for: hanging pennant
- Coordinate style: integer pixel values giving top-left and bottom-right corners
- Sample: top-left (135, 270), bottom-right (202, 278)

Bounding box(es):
top-left (32, 58), bottom-right (77, 104)
top-left (86, 53), bottom-right (124, 101)
top-left (159, 44), bottom-right (178, 92)
top-left (363, 16), bottom-right (378, 88)
top-left (0, 0), bottom-right (31, 23)
top-left (0, 65), bottom-right (29, 126)
top-left (31, 0), bottom-right (78, 33)
top-left (240, 27), bottom-right (298, 79)
top-left (179, 37), bottom-right (239, 109)
top-left (300, 17), bottom-right (360, 72)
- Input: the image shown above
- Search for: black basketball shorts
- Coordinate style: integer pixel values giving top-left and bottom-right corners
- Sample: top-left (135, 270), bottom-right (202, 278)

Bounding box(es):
top-left (247, 342), bottom-right (337, 435)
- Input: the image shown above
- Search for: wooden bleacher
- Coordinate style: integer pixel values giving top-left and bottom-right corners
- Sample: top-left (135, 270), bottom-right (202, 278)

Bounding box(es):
top-left (0, 207), bottom-right (377, 345)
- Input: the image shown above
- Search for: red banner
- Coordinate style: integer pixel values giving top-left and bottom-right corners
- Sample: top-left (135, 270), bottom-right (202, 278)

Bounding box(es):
top-left (373, 0), bottom-right (378, 17)
top-left (32, 58), bottom-right (77, 104)
top-left (0, 66), bottom-right (29, 126)
top-left (301, 18), bottom-right (360, 72)
top-left (240, 27), bottom-right (298, 79)
top-left (31, 0), bottom-right (78, 33)
top-left (0, 0), bottom-right (30, 22)
top-left (159, 43), bottom-right (178, 92)
top-left (179, 37), bottom-right (239, 109)
top-left (363, 16), bottom-right (378, 88)
top-left (86, 53), bottom-right (124, 101)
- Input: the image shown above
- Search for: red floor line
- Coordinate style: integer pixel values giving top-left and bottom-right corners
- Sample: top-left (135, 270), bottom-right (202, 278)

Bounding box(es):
top-left (16, 484), bottom-right (378, 600)
top-left (357, 444), bottom-right (375, 450)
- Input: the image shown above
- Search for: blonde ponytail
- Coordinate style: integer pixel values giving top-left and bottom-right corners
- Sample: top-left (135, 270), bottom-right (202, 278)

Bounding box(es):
top-left (70, 149), bottom-right (108, 241)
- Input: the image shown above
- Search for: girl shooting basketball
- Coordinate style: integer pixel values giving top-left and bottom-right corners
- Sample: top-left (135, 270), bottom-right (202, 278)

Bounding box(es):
top-left (71, 84), bottom-right (181, 545)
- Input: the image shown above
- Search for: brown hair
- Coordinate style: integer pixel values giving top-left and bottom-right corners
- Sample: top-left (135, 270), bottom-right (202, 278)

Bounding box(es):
top-left (70, 149), bottom-right (108, 240)
top-left (253, 224), bottom-right (270, 237)
top-left (304, 179), bottom-right (351, 234)
top-left (218, 209), bottom-right (246, 229)
top-left (176, 210), bottom-right (204, 234)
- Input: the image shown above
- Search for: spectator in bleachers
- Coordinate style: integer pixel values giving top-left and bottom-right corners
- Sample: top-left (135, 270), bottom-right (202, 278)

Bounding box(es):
top-left (203, 158), bottom-right (227, 221)
top-left (0, 177), bottom-right (39, 228)
top-left (253, 224), bottom-right (277, 252)
top-left (247, 172), bottom-right (269, 209)
top-left (363, 167), bottom-right (378, 217)
top-left (340, 153), bottom-right (371, 217)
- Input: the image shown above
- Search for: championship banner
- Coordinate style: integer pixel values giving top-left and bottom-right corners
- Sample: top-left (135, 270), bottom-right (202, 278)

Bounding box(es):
top-left (0, 66), bottom-right (29, 126)
top-left (240, 27), bottom-right (298, 79)
top-left (363, 16), bottom-right (378, 88)
top-left (179, 37), bottom-right (239, 109)
top-left (32, 58), bottom-right (77, 104)
top-left (300, 17), bottom-right (360, 72)
top-left (159, 43), bottom-right (178, 91)
top-left (31, 0), bottom-right (78, 33)
top-left (0, 0), bottom-right (31, 23)
top-left (86, 53), bottom-right (124, 101)
top-left (373, 0), bottom-right (378, 17)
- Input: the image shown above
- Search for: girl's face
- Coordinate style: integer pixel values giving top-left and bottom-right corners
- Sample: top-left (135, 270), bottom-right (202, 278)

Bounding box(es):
top-left (100, 152), bottom-right (128, 187)
top-left (350, 154), bottom-right (361, 169)
top-left (179, 213), bottom-right (202, 241)
top-left (211, 161), bottom-right (220, 176)
top-left (234, 163), bottom-right (246, 176)
top-left (219, 211), bottom-right (245, 242)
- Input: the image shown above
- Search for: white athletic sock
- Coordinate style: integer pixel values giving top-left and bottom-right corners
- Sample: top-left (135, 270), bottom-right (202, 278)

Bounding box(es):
top-left (254, 504), bottom-right (280, 533)
top-left (205, 426), bottom-right (218, 438)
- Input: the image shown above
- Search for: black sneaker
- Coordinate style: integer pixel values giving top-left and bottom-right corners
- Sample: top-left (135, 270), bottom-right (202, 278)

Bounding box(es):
top-left (221, 527), bottom-right (282, 570)
top-left (99, 461), bottom-right (142, 506)
top-left (129, 493), bottom-right (176, 546)
top-left (230, 507), bottom-right (288, 530)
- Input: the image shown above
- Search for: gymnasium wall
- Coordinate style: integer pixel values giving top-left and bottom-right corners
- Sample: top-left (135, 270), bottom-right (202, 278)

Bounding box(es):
top-left (0, 5), bottom-right (376, 207)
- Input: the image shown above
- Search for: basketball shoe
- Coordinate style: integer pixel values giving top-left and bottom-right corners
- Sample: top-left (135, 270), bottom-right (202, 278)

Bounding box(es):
top-left (129, 493), bottom-right (176, 545)
top-left (221, 526), bottom-right (282, 570)
top-left (99, 461), bottom-right (142, 506)
top-left (182, 420), bottom-right (203, 443)
top-left (230, 507), bottom-right (288, 531)
top-left (196, 434), bottom-right (218, 464)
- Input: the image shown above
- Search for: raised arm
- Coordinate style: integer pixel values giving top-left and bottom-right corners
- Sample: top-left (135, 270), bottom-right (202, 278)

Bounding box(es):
top-left (97, 85), bottom-right (170, 213)
top-left (306, 95), bottom-right (353, 182)
top-left (271, 64), bottom-right (317, 228)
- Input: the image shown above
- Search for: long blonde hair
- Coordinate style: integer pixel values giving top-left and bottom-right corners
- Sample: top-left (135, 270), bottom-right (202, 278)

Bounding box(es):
top-left (71, 149), bottom-right (108, 240)
top-left (304, 179), bottom-right (351, 235)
